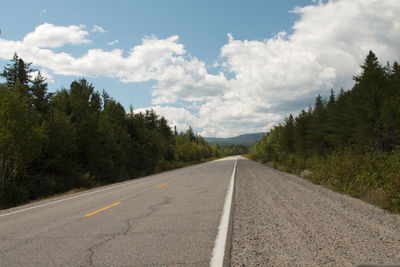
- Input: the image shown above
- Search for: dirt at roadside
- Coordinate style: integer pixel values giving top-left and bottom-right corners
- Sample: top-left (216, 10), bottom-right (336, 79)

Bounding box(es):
top-left (231, 157), bottom-right (400, 266)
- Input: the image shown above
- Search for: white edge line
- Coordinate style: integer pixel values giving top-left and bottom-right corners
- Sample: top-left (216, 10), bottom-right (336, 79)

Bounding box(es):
top-left (210, 156), bottom-right (237, 267)
top-left (0, 177), bottom-right (144, 218)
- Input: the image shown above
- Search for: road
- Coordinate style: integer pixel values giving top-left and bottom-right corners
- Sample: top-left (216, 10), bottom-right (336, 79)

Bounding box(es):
top-left (2, 156), bottom-right (400, 266)
top-left (232, 158), bottom-right (400, 266)
top-left (0, 157), bottom-right (236, 266)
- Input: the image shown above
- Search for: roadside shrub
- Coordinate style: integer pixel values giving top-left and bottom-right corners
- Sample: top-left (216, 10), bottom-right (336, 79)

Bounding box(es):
top-left (383, 148), bottom-right (400, 212)
top-left (250, 142), bottom-right (400, 213)
top-left (79, 172), bottom-right (96, 188)
top-left (356, 150), bottom-right (389, 189)
top-left (154, 159), bottom-right (175, 173)
top-left (306, 155), bottom-right (327, 184)
top-left (307, 148), bottom-right (363, 195)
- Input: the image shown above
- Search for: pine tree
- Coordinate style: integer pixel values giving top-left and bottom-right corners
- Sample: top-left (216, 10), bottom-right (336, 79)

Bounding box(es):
top-left (1, 53), bottom-right (35, 90)
top-left (310, 95), bottom-right (329, 155)
top-left (281, 114), bottom-right (295, 153)
top-left (31, 71), bottom-right (51, 115)
top-left (352, 50), bottom-right (388, 150)
top-left (294, 109), bottom-right (312, 157)
top-left (186, 126), bottom-right (196, 142)
top-left (381, 61), bottom-right (400, 149)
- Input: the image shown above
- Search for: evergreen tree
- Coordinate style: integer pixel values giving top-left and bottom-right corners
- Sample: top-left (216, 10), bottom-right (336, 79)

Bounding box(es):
top-left (99, 100), bottom-right (130, 181)
top-left (69, 79), bottom-right (103, 176)
top-left (158, 117), bottom-right (175, 161)
top-left (310, 95), bottom-right (329, 155)
top-left (352, 51), bottom-right (388, 150)
top-left (381, 61), bottom-right (400, 149)
top-left (330, 88), bottom-right (355, 147)
top-left (1, 53), bottom-right (35, 90)
top-left (31, 71), bottom-right (51, 115)
top-left (281, 114), bottom-right (295, 153)
top-left (186, 126), bottom-right (196, 142)
top-left (0, 54), bottom-right (227, 208)
top-left (0, 84), bottom-right (45, 206)
top-left (294, 109), bottom-right (312, 157)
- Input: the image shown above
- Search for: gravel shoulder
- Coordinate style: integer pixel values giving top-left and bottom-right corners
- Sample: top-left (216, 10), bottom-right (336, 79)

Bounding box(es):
top-left (231, 157), bottom-right (400, 266)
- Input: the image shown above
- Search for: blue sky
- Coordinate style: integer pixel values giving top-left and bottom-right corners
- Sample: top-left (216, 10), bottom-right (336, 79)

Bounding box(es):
top-left (1, 0), bottom-right (400, 137)
top-left (1, 0), bottom-right (308, 108)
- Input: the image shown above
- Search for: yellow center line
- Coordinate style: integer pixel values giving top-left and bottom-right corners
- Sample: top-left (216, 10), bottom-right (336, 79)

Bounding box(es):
top-left (182, 175), bottom-right (189, 178)
top-left (83, 202), bottom-right (121, 218)
top-left (156, 182), bottom-right (168, 188)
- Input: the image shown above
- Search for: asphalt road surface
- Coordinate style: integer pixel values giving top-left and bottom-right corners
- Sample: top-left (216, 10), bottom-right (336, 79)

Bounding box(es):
top-left (2, 156), bottom-right (400, 266)
top-left (231, 157), bottom-right (400, 266)
top-left (0, 157), bottom-right (236, 266)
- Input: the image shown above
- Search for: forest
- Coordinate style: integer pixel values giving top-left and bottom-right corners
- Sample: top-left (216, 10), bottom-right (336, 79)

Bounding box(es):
top-left (249, 51), bottom-right (400, 212)
top-left (0, 53), bottom-right (233, 209)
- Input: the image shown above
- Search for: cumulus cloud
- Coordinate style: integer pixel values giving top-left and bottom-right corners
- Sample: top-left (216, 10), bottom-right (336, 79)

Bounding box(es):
top-left (107, 40), bottom-right (119, 46)
top-left (213, 0), bottom-right (400, 136)
top-left (151, 0), bottom-right (400, 137)
top-left (137, 101), bottom-right (282, 138)
top-left (0, 32), bottom-right (228, 103)
top-left (1, 0), bottom-right (400, 137)
top-left (22, 23), bottom-right (90, 48)
top-left (91, 25), bottom-right (105, 33)
top-left (135, 106), bottom-right (199, 132)
top-left (198, 0), bottom-right (400, 137)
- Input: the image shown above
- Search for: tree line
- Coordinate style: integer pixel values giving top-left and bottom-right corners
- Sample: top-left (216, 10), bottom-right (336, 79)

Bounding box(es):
top-left (0, 53), bottom-right (229, 208)
top-left (249, 51), bottom-right (400, 212)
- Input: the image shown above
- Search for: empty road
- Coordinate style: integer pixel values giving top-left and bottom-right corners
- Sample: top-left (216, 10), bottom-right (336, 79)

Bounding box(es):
top-left (0, 157), bottom-right (236, 266)
top-left (2, 156), bottom-right (400, 266)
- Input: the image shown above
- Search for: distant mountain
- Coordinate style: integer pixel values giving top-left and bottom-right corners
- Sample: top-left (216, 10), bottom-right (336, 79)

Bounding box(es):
top-left (204, 132), bottom-right (266, 146)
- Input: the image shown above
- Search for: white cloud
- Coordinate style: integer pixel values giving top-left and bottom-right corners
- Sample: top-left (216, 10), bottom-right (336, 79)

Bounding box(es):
top-left (91, 25), bottom-right (105, 33)
top-left (23, 23), bottom-right (90, 48)
top-left (0, 30), bottom-right (227, 104)
top-left (213, 0), bottom-right (400, 136)
top-left (1, 0), bottom-right (400, 137)
top-left (161, 0), bottom-right (400, 137)
top-left (107, 40), bottom-right (119, 46)
top-left (136, 103), bottom-right (281, 138)
top-left (31, 69), bottom-right (54, 83)
top-left (40, 9), bottom-right (47, 17)
top-left (135, 106), bottom-right (199, 132)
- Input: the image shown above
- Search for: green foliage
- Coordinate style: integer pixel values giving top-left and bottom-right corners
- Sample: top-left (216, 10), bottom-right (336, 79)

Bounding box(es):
top-left (41, 109), bottom-right (79, 188)
top-left (0, 84), bottom-right (46, 206)
top-left (0, 54), bottom-right (224, 209)
top-left (384, 148), bottom-right (400, 212)
top-left (305, 148), bottom-right (400, 212)
top-left (249, 51), bottom-right (400, 213)
top-left (307, 148), bottom-right (362, 193)
top-left (1, 53), bottom-right (35, 90)
top-left (31, 71), bottom-right (51, 115)
top-left (174, 129), bottom-right (212, 162)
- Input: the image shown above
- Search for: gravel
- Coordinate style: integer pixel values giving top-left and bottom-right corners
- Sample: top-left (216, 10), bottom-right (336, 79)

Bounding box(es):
top-left (231, 157), bottom-right (400, 266)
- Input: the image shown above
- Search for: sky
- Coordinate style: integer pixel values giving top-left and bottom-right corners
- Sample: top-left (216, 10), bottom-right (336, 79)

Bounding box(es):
top-left (1, 0), bottom-right (400, 137)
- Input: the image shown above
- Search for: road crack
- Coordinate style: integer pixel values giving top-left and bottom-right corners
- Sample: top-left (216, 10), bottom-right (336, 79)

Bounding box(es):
top-left (86, 197), bottom-right (172, 266)
top-left (122, 218), bottom-right (132, 236)
top-left (87, 235), bottom-right (116, 266)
